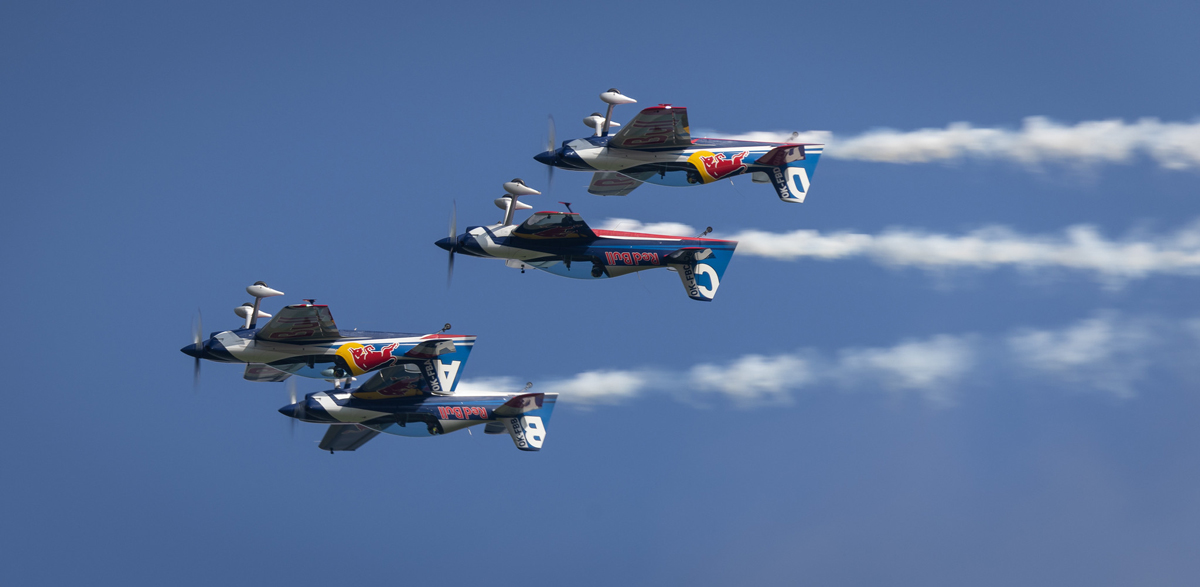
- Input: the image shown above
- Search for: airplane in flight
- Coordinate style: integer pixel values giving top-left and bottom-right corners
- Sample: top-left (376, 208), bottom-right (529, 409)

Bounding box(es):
top-left (437, 180), bottom-right (737, 301)
top-left (279, 369), bottom-right (557, 453)
top-left (534, 89), bottom-right (823, 204)
top-left (182, 282), bottom-right (473, 388)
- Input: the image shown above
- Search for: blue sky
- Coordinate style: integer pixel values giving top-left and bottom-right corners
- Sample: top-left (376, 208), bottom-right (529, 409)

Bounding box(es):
top-left (4, 1), bottom-right (1200, 585)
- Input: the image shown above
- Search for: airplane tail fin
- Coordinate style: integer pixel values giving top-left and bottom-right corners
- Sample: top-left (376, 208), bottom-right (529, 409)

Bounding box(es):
top-left (755, 144), bottom-right (823, 203)
top-left (400, 336), bottom-right (475, 393)
top-left (488, 393), bottom-right (558, 451)
top-left (665, 244), bottom-right (737, 302)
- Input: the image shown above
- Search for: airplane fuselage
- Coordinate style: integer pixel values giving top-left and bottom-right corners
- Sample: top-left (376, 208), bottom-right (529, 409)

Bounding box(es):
top-left (183, 329), bottom-right (476, 380)
top-left (281, 389), bottom-right (558, 449)
top-left (541, 135), bottom-right (822, 188)
top-left (451, 223), bottom-right (736, 280)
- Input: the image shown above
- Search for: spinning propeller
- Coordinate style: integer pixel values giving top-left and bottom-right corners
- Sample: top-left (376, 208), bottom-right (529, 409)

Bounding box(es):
top-left (286, 378), bottom-right (301, 437)
top-left (192, 310), bottom-right (203, 390)
top-left (545, 115), bottom-right (556, 190)
top-left (446, 200), bottom-right (456, 288)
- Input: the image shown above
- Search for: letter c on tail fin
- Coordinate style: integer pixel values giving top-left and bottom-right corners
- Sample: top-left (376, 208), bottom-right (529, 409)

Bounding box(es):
top-left (670, 261), bottom-right (721, 301)
top-left (665, 246), bottom-right (732, 302)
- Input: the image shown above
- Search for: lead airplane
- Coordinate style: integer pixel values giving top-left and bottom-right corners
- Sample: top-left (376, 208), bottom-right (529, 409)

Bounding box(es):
top-left (181, 282), bottom-right (473, 388)
top-left (436, 180), bottom-right (737, 302)
top-left (533, 89), bottom-right (824, 204)
top-left (279, 367), bottom-right (557, 453)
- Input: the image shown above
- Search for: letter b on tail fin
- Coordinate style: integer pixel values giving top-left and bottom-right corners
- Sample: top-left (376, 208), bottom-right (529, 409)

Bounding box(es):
top-left (504, 415), bottom-right (545, 451)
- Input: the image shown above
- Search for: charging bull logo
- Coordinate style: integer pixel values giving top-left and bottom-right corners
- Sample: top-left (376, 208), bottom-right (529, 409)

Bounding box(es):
top-left (335, 342), bottom-right (401, 375)
top-left (351, 373), bottom-right (425, 400)
top-left (687, 150), bottom-right (749, 183)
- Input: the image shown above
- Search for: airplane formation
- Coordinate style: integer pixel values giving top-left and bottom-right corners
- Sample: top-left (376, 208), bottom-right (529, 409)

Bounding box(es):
top-left (183, 89), bottom-right (825, 453)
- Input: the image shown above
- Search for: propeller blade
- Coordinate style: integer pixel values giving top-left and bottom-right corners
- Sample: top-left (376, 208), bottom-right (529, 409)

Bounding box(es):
top-left (447, 201), bottom-right (456, 288)
top-left (546, 115), bottom-right (556, 190)
top-left (192, 309), bottom-right (203, 391)
top-left (287, 378), bottom-right (298, 438)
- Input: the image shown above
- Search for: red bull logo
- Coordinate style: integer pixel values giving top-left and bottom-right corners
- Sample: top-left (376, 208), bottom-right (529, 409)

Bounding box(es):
top-left (687, 150), bottom-right (750, 183)
top-left (349, 342), bottom-right (400, 371)
top-left (604, 251), bottom-right (660, 266)
top-left (437, 406), bottom-right (489, 420)
top-left (351, 374), bottom-right (425, 400)
top-left (700, 151), bottom-right (748, 179)
top-left (335, 342), bottom-right (401, 375)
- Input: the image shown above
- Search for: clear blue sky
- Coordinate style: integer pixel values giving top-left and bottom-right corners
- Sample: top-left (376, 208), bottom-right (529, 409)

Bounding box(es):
top-left (3, 1), bottom-right (1199, 585)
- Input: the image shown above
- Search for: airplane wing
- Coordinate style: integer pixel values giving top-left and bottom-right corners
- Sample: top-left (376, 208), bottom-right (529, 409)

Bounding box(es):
top-left (243, 363), bottom-right (292, 382)
top-left (608, 106), bottom-right (692, 150)
top-left (588, 171), bottom-right (643, 196)
top-left (255, 304), bottom-right (342, 342)
top-left (511, 212), bottom-right (598, 240)
top-left (318, 424), bottom-right (380, 452)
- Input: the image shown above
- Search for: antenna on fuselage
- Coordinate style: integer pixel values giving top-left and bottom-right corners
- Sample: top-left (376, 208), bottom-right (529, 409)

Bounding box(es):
top-left (494, 178), bottom-right (540, 226)
top-left (598, 88), bottom-right (636, 137)
top-left (698, 226), bottom-right (713, 238)
top-left (559, 201), bottom-right (574, 213)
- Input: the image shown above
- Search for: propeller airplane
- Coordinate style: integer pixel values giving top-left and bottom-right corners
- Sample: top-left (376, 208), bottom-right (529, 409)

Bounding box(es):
top-left (436, 180), bottom-right (737, 302)
top-left (181, 282), bottom-right (474, 387)
top-left (534, 89), bottom-right (824, 204)
top-left (279, 369), bottom-right (557, 453)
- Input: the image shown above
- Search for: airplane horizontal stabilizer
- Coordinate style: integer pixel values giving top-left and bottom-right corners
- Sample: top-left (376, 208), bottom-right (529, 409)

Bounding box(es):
top-left (403, 339), bottom-right (456, 359)
top-left (493, 393), bottom-right (546, 416)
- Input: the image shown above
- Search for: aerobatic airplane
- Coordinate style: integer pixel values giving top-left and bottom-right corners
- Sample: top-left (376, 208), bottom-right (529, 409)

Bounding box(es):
top-left (181, 282), bottom-right (473, 387)
top-left (534, 89), bottom-right (824, 204)
top-left (436, 180), bottom-right (737, 301)
top-left (279, 368), bottom-right (557, 453)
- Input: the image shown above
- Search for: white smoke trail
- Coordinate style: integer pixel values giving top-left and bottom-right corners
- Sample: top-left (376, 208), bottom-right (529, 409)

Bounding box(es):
top-left (709, 117), bottom-right (1200, 169)
top-left (599, 218), bottom-right (1200, 283)
top-left (458, 313), bottom-right (1183, 407)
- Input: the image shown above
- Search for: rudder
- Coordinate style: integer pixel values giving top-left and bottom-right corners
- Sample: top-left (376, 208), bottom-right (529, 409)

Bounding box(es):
top-left (757, 144), bottom-right (822, 203)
